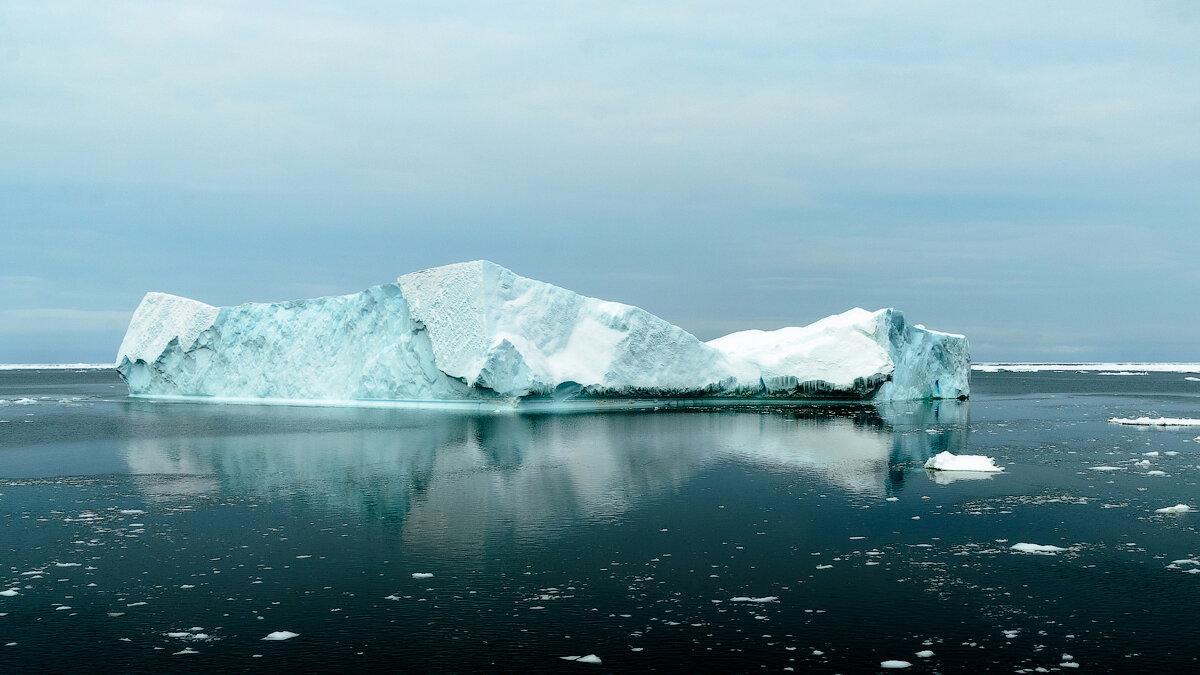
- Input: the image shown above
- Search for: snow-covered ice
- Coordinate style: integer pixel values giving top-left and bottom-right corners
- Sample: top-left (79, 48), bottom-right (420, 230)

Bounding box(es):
top-left (729, 596), bottom-right (778, 603)
top-left (0, 589), bottom-right (18, 597)
top-left (1155, 504), bottom-right (1192, 514)
top-left (560, 654), bottom-right (602, 664)
top-left (262, 631), bottom-right (299, 641)
top-left (411, 572), bottom-right (434, 579)
top-left (923, 451), bottom-right (1003, 472)
top-left (1110, 417), bottom-right (1200, 427)
top-left (915, 650), bottom-right (934, 658)
top-left (114, 261), bottom-right (970, 407)
top-left (1010, 543), bottom-right (1068, 555)
top-left (880, 660), bottom-right (912, 668)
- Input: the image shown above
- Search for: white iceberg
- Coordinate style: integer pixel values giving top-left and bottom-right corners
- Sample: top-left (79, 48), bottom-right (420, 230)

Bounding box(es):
top-left (115, 261), bottom-right (969, 408)
top-left (1155, 504), bottom-right (1192, 514)
top-left (923, 451), bottom-right (1003, 472)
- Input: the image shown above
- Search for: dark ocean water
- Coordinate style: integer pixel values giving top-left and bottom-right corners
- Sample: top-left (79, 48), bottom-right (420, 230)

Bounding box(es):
top-left (1, 369), bottom-right (1199, 673)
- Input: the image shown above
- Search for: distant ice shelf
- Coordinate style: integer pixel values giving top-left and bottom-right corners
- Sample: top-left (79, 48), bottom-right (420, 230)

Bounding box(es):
top-left (974, 363), bottom-right (1200, 373)
top-left (114, 261), bottom-right (970, 408)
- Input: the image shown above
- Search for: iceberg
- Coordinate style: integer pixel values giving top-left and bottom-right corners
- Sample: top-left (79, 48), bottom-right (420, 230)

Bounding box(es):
top-left (115, 261), bottom-right (969, 408)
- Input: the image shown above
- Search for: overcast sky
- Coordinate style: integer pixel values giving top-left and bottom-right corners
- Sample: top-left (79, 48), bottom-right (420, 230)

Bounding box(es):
top-left (2, 1), bottom-right (1198, 363)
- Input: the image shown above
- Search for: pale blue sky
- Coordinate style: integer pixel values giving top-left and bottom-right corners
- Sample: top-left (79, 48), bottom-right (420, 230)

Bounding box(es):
top-left (2, 1), bottom-right (1198, 363)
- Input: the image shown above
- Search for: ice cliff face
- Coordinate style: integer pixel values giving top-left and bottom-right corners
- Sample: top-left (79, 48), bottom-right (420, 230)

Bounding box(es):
top-left (115, 261), bottom-right (969, 406)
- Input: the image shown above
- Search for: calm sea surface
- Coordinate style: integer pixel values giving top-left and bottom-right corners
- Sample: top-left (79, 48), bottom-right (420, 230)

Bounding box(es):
top-left (2, 369), bottom-right (1199, 673)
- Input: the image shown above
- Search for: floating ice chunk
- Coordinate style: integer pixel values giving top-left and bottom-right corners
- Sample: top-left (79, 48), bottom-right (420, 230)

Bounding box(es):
top-left (262, 631), bottom-right (299, 641)
top-left (561, 655), bottom-right (602, 664)
top-left (880, 660), bottom-right (912, 669)
top-left (1146, 470), bottom-right (1168, 476)
top-left (924, 451), bottom-right (1003, 472)
top-left (1143, 451), bottom-right (1160, 457)
top-left (118, 509), bottom-right (146, 515)
top-left (1061, 662), bottom-right (1079, 669)
top-left (729, 596), bottom-right (778, 603)
top-left (1155, 504), bottom-right (1193, 514)
top-left (1110, 417), bottom-right (1200, 426)
top-left (815, 564), bottom-right (833, 570)
top-left (0, 589), bottom-right (18, 597)
top-left (915, 650), bottom-right (935, 658)
top-left (1089, 466), bottom-right (1123, 471)
top-left (54, 562), bottom-right (81, 567)
top-left (1010, 543), bottom-right (1068, 555)
top-left (173, 648), bottom-right (199, 655)
top-left (411, 572), bottom-right (434, 579)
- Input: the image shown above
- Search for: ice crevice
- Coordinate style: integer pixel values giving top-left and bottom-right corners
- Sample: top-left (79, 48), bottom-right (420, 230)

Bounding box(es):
top-left (115, 261), bottom-right (970, 408)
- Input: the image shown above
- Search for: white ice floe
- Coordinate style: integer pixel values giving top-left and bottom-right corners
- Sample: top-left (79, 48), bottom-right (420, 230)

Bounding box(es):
top-left (729, 596), bottom-right (778, 603)
top-left (880, 660), bottom-right (912, 669)
top-left (1089, 466), bottom-right (1124, 471)
top-left (1146, 470), bottom-right (1168, 476)
top-left (1010, 543), bottom-right (1068, 555)
top-left (411, 572), bottom-right (434, 579)
top-left (1110, 417), bottom-right (1200, 427)
top-left (1097, 371), bottom-right (1147, 376)
top-left (915, 650), bottom-right (935, 658)
top-left (262, 631), bottom-right (299, 641)
top-left (561, 655), bottom-right (602, 664)
top-left (0, 589), bottom-right (18, 597)
top-left (923, 451), bottom-right (1003, 472)
top-left (1155, 504), bottom-right (1193, 514)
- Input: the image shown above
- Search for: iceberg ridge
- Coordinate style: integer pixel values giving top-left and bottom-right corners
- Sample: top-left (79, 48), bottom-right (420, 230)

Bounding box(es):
top-left (115, 261), bottom-right (969, 407)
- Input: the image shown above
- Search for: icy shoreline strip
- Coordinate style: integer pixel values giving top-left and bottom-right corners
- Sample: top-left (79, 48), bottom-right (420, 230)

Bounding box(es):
top-left (2, 363), bottom-right (111, 370)
top-left (1109, 417), bottom-right (1200, 427)
top-left (973, 363), bottom-right (1200, 373)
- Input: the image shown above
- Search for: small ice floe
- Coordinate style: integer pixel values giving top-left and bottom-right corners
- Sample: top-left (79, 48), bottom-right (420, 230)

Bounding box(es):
top-left (729, 596), bottom-right (778, 603)
top-left (173, 648), bottom-right (199, 655)
top-left (411, 572), bottom-right (434, 579)
top-left (923, 451), bottom-right (1003, 472)
top-left (54, 562), bottom-right (81, 567)
top-left (0, 589), bottom-right (19, 597)
top-left (118, 509), bottom-right (145, 515)
top-left (1098, 371), bottom-right (1147, 376)
top-left (262, 631), bottom-right (299, 641)
top-left (915, 650), bottom-right (935, 658)
top-left (1155, 504), bottom-right (1193, 514)
top-left (1146, 470), bottom-right (1168, 476)
top-left (561, 654), bottom-right (602, 664)
top-left (1144, 451), bottom-right (1160, 457)
top-left (1090, 466), bottom-right (1124, 471)
top-left (1110, 417), bottom-right (1200, 426)
top-left (815, 564), bottom-right (833, 570)
top-left (1010, 543), bottom-right (1068, 555)
top-left (880, 660), bottom-right (912, 669)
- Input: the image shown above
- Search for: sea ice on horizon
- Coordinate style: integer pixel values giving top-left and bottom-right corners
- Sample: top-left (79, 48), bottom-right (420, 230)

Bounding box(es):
top-left (113, 261), bottom-right (970, 407)
top-left (1109, 417), bottom-right (1200, 427)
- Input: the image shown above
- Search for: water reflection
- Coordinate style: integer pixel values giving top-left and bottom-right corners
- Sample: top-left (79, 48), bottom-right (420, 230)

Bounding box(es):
top-left (120, 400), bottom-right (970, 536)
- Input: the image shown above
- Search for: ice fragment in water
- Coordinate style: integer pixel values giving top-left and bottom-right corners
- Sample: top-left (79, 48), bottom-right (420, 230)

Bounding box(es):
top-left (1010, 543), bottom-right (1068, 554)
top-left (1155, 504), bottom-right (1192, 514)
top-left (262, 631), bottom-right (299, 641)
top-left (923, 451), bottom-right (1002, 472)
top-left (880, 660), bottom-right (912, 669)
top-left (411, 572), bottom-right (434, 579)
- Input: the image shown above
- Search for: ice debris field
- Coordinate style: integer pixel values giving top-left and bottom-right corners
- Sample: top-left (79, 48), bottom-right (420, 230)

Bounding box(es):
top-left (114, 261), bottom-right (969, 408)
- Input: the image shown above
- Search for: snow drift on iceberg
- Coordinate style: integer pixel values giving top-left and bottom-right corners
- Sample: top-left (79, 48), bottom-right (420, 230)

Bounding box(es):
top-left (115, 261), bottom-right (969, 407)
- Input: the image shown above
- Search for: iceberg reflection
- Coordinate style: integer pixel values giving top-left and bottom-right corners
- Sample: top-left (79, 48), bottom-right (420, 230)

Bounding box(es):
top-left (120, 400), bottom-right (970, 539)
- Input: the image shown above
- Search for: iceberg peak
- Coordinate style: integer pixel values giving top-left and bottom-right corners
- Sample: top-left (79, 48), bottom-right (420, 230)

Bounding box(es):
top-left (115, 262), bottom-right (969, 408)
